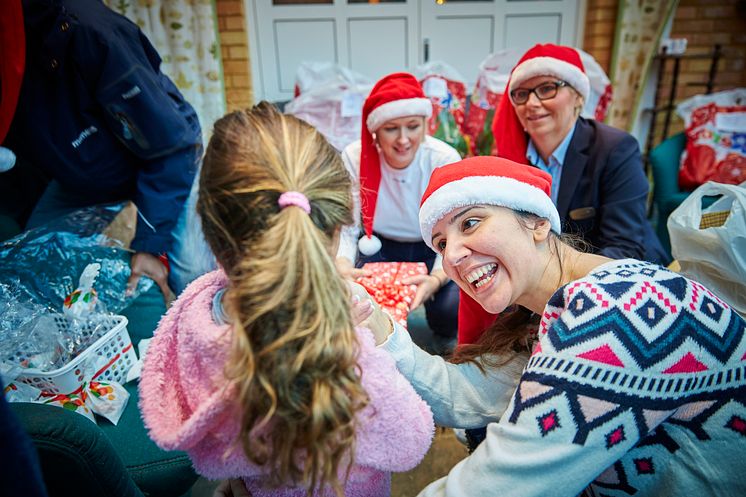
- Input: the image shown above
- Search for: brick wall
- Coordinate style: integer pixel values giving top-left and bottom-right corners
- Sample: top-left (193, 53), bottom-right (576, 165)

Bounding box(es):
top-left (653, 0), bottom-right (746, 141)
top-left (216, 0), bottom-right (253, 110)
top-left (582, 0), bottom-right (619, 74)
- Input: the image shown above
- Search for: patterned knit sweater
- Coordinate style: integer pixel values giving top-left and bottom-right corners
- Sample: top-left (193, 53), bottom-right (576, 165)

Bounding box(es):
top-left (140, 270), bottom-right (434, 497)
top-left (386, 259), bottom-right (746, 497)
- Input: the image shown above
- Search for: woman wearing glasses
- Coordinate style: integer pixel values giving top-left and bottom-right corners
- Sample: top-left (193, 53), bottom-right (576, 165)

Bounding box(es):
top-left (458, 44), bottom-right (668, 347)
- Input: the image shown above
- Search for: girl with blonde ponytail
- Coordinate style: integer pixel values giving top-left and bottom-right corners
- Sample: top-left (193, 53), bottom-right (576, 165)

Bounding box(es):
top-left (139, 102), bottom-right (433, 497)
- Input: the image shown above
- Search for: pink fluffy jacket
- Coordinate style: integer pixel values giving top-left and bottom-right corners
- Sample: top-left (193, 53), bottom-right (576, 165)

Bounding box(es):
top-left (139, 270), bottom-right (434, 497)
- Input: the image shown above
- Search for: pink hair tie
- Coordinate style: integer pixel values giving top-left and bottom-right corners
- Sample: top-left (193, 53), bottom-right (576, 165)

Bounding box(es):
top-left (278, 191), bottom-right (311, 214)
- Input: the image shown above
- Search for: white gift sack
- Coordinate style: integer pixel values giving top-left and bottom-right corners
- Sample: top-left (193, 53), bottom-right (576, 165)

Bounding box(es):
top-left (293, 61), bottom-right (372, 96)
top-left (285, 81), bottom-right (373, 152)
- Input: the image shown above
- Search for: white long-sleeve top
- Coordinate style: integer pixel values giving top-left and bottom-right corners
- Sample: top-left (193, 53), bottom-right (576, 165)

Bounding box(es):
top-left (382, 319), bottom-right (528, 429)
top-left (337, 136), bottom-right (461, 265)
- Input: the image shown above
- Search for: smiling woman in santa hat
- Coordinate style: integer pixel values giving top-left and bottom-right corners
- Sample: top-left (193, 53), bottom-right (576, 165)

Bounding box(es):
top-left (457, 43), bottom-right (669, 347)
top-left (377, 155), bottom-right (746, 497)
top-left (335, 72), bottom-right (462, 353)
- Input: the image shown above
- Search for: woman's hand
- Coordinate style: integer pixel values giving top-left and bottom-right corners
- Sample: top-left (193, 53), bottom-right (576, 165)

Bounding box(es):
top-left (350, 293), bottom-right (374, 327)
top-left (402, 269), bottom-right (447, 310)
top-left (335, 257), bottom-right (369, 280)
top-left (347, 281), bottom-right (393, 345)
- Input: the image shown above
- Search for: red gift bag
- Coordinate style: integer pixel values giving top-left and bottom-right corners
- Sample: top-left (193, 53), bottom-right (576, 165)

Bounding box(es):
top-left (416, 62), bottom-right (470, 158)
top-left (355, 262), bottom-right (428, 328)
top-left (676, 89), bottom-right (746, 190)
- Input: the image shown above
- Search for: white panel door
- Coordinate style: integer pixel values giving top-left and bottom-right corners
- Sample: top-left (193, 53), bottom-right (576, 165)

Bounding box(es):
top-left (420, 0), bottom-right (581, 88)
top-left (419, 1), bottom-right (496, 87)
top-left (274, 19), bottom-right (337, 93)
top-left (247, 0), bottom-right (582, 101)
top-left (348, 17), bottom-right (410, 76)
top-left (247, 0), bottom-right (419, 102)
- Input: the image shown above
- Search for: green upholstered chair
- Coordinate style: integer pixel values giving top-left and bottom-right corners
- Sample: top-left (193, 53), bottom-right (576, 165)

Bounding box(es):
top-left (649, 133), bottom-right (688, 258)
top-left (649, 132), bottom-right (718, 258)
top-left (0, 214), bottom-right (22, 242)
top-left (11, 285), bottom-right (198, 497)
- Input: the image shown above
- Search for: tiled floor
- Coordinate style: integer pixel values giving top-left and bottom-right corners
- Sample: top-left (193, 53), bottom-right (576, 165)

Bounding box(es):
top-left (391, 427), bottom-right (469, 496)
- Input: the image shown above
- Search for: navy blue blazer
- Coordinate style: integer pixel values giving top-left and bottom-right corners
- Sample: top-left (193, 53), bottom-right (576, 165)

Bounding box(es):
top-left (558, 118), bottom-right (669, 265)
top-left (7, 0), bottom-right (202, 255)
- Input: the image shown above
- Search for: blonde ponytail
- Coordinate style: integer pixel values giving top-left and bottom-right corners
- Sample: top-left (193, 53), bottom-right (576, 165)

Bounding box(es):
top-left (197, 103), bottom-right (367, 495)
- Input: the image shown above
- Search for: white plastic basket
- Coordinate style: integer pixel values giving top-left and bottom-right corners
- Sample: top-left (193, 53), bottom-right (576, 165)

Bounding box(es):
top-left (12, 315), bottom-right (136, 395)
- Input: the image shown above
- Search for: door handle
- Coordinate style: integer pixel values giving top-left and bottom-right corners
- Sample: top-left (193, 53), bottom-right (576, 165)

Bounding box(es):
top-left (423, 38), bottom-right (430, 63)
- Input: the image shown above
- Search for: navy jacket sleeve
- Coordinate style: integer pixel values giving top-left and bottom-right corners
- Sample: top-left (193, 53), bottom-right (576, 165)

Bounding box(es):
top-left (87, 25), bottom-right (201, 254)
top-left (594, 132), bottom-right (649, 261)
top-left (8, 0), bottom-right (200, 254)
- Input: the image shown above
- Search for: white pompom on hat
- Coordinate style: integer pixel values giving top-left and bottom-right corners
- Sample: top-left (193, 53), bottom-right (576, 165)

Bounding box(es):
top-left (418, 156), bottom-right (561, 250)
top-left (358, 72), bottom-right (432, 256)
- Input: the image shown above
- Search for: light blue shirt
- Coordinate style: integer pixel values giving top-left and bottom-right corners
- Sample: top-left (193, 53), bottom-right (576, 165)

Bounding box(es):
top-left (525, 125), bottom-right (576, 204)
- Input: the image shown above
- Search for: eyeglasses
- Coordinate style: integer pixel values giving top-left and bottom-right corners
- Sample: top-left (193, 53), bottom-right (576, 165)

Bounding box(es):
top-left (509, 81), bottom-right (568, 105)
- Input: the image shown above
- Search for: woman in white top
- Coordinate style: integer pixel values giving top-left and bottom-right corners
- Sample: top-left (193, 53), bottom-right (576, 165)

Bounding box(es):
top-left (335, 72), bottom-right (461, 352)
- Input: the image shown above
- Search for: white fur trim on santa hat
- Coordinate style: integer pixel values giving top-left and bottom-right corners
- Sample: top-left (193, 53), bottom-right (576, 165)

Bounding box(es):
top-left (419, 175), bottom-right (561, 250)
top-left (366, 98), bottom-right (432, 132)
top-left (509, 56), bottom-right (590, 102)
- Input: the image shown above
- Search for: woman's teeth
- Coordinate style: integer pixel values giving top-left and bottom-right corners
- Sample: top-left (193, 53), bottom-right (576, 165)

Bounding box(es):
top-left (466, 263), bottom-right (497, 288)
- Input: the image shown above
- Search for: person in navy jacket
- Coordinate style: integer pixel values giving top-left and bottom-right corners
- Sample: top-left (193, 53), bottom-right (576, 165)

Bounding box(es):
top-left (3, 0), bottom-right (202, 297)
top-left (458, 44), bottom-right (670, 347)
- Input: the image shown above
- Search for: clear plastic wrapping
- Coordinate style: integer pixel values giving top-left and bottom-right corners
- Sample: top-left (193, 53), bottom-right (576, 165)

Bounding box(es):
top-left (0, 203), bottom-right (151, 375)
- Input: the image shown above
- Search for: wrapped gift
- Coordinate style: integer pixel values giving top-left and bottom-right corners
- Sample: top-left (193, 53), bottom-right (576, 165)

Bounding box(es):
top-left (355, 262), bottom-right (428, 328)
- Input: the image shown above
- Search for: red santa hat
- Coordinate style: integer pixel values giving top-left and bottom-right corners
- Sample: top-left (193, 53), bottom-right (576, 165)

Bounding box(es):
top-left (492, 44), bottom-right (589, 165)
top-left (0, 0), bottom-right (25, 140)
top-left (418, 156), bottom-right (560, 345)
top-left (419, 156), bottom-right (560, 249)
top-left (357, 72), bottom-right (432, 255)
top-left (0, 0), bottom-right (25, 172)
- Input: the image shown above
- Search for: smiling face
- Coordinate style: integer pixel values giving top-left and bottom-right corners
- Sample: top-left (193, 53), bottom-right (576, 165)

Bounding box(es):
top-left (375, 115), bottom-right (426, 169)
top-left (431, 205), bottom-right (550, 314)
top-left (512, 75), bottom-right (582, 142)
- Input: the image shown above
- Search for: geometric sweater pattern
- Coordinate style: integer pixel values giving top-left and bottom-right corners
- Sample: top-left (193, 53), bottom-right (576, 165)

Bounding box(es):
top-left (507, 259), bottom-right (746, 496)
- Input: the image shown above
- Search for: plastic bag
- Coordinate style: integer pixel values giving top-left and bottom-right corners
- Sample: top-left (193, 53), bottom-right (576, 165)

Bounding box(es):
top-left (668, 181), bottom-right (746, 317)
top-left (416, 62), bottom-right (469, 157)
top-left (293, 61), bottom-right (372, 97)
top-left (0, 203), bottom-right (150, 321)
top-left (0, 203), bottom-right (150, 372)
top-left (676, 89), bottom-right (746, 190)
top-left (464, 48), bottom-right (612, 156)
top-left (286, 79), bottom-right (373, 152)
